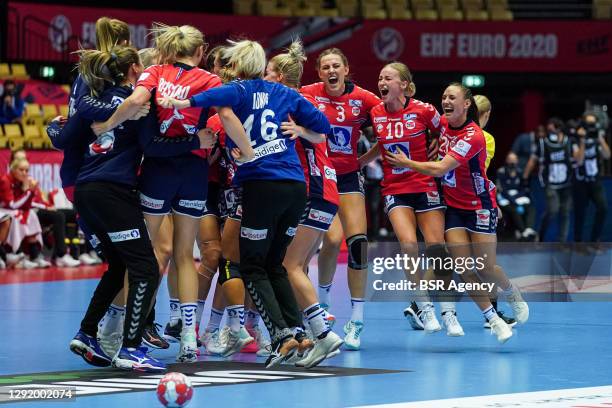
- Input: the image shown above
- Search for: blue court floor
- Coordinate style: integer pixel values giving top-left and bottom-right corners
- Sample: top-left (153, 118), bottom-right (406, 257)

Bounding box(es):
top-left (1, 259), bottom-right (612, 407)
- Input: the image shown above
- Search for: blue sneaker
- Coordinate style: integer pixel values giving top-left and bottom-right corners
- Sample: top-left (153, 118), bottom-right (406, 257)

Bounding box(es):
top-left (112, 346), bottom-right (167, 373)
top-left (69, 330), bottom-right (112, 367)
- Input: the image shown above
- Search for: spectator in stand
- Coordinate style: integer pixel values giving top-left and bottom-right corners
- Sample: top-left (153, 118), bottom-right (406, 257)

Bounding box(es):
top-left (496, 152), bottom-right (537, 241)
top-left (572, 113), bottom-right (610, 250)
top-left (0, 159), bottom-right (46, 268)
top-left (512, 125), bottom-right (546, 171)
top-left (0, 80), bottom-right (25, 125)
top-left (10, 148), bottom-right (27, 162)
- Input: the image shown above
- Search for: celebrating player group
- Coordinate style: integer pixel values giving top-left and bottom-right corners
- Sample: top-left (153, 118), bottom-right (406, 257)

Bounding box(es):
top-left (49, 17), bottom-right (529, 374)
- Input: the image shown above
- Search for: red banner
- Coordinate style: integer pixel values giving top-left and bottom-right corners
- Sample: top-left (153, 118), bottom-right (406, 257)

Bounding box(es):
top-left (13, 79), bottom-right (69, 105)
top-left (0, 149), bottom-right (63, 193)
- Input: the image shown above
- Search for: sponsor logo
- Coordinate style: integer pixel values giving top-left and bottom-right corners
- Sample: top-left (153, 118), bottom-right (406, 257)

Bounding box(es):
top-left (472, 172), bottom-right (486, 195)
top-left (318, 104), bottom-right (326, 112)
top-left (235, 205), bottom-right (243, 217)
top-left (308, 209), bottom-right (335, 225)
top-left (139, 193), bottom-right (164, 210)
top-left (324, 166), bottom-right (337, 182)
top-left (352, 107), bottom-right (360, 116)
top-left (452, 140), bottom-right (472, 157)
top-left (240, 227), bottom-right (267, 240)
top-left (376, 124), bottom-right (384, 133)
top-left (405, 120), bottom-right (416, 130)
top-left (403, 113), bottom-right (417, 120)
top-left (374, 116), bottom-right (388, 123)
top-left (108, 229), bottom-right (141, 242)
top-left (432, 110), bottom-right (441, 127)
top-left (475, 209), bottom-right (491, 229)
top-left (306, 149), bottom-right (321, 177)
top-left (89, 234), bottom-right (100, 249)
top-left (384, 195), bottom-right (395, 206)
top-left (384, 143), bottom-right (411, 175)
top-left (137, 72), bottom-right (150, 82)
top-left (426, 191), bottom-right (440, 205)
top-left (178, 199), bottom-right (206, 211)
top-left (328, 125), bottom-right (353, 154)
top-left (315, 96), bottom-right (330, 103)
top-left (349, 99), bottom-right (363, 107)
top-left (372, 27), bottom-right (405, 62)
top-left (286, 227), bottom-right (297, 237)
top-left (252, 139), bottom-right (287, 160)
top-left (48, 15), bottom-right (71, 53)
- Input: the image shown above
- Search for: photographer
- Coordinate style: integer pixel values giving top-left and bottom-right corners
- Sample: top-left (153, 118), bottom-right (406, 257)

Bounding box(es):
top-left (572, 113), bottom-right (610, 248)
top-left (497, 152), bottom-right (537, 241)
top-left (0, 80), bottom-right (25, 125)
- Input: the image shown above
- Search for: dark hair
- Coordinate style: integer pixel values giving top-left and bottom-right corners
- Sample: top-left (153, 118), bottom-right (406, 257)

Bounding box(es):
top-left (204, 45), bottom-right (224, 71)
top-left (547, 117), bottom-right (564, 131)
top-left (447, 82), bottom-right (479, 124)
top-left (316, 47), bottom-right (349, 70)
top-left (77, 45), bottom-right (140, 97)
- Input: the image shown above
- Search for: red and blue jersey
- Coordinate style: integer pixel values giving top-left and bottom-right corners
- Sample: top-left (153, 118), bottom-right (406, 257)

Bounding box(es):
top-left (206, 113), bottom-right (235, 188)
top-left (300, 81), bottom-right (380, 176)
top-left (370, 98), bottom-right (441, 196)
top-left (137, 62), bottom-right (221, 157)
top-left (438, 117), bottom-right (497, 210)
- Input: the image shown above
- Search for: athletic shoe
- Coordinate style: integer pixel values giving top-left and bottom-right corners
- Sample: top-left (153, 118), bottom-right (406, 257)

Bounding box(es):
top-left (483, 311), bottom-right (517, 329)
top-left (241, 328), bottom-right (259, 353)
top-left (88, 250), bottom-right (103, 264)
top-left (56, 253), bottom-right (81, 267)
top-left (97, 330), bottom-right (122, 358)
top-left (221, 327), bottom-right (254, 357)
top-left (16, 258), bottom-right (39, 269)
top-left (33, 255), bottom-right (51, 268)
top-left (69, 330), bottom-right (112, 367)
top-left (343, 320), bottom-right (364, 350)
top-left (112, 346), bottom-right (166, 373)
top-left (78, 252), bottom-right (98, 266)
top-left (142, 323), bottom-right (170, 349)
top-left (177, 330), bottom-right (198, 363)
top-left (295, 331), bottom-right (343, 369)
top-left (506, 288), bottom-right (529, 324)
top-left (326, 349), bottom-right (341, 359)
top-left (200, 328), bottom-right (220, 355)
top-left (420, 306), bottom-right (442, 333)
top-left (0, 258), bottom-right (5, 269)
top-left (6, 253), bottom-right (25, 267)
top-left (265, 337), bottom-right (299, 368)
top-left (204, 327), bottom-right (229, 355)
top-left (248, 325), bottom-right (271, 357)
top-left (489, 314), bottom-right (513, 343)
top-left (403, 302), bottom-right (425, 330)
top-left (441, 311), bottom-right (464, 337)
top-left (164, 320), bottom-right (182, 343)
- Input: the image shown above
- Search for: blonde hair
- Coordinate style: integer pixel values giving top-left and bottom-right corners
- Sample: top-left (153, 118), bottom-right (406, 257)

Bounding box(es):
top-left (10, 158), bottom-right (28, 172)
top-left (220, 40), bottom-right (266, 82)
top-left (151, 23), bottom-right (205, 65)
top-left (474, 95), bottom-right (492, 114)
top-left (77, 46), bottom-right (140, 97)
top-left (384, 62), bottom-right (416, 97)
top-left (138, 48), bottom-right (158, 68)
top-left (270, 40), bottom-right (307, 88)
top-left (95, 17), bottom-right (130, 52)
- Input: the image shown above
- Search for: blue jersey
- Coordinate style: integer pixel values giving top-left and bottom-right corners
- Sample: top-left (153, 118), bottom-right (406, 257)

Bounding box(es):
top-left (68, 75), bottom-right (116, 120)
top-left (49, 85), bottom-right (199, 188)
top-left (189, 78), bottom-right (330, 185)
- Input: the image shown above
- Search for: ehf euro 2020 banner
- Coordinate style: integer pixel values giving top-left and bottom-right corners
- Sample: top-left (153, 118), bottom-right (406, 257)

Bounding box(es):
top-left (8, 2), bottom-right (612, 79)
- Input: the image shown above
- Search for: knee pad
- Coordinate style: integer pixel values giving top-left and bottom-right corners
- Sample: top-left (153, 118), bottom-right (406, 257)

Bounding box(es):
top-left (346, 234), bottom-right (368, 270)
top-left (217, 259), bottom-right (242, 285)
top-left (425, 244), bottom-right (452, 277)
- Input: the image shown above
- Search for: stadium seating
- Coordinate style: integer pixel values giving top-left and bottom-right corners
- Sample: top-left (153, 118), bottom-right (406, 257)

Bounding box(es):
top-left (593, 0), bottom-right (612, 18)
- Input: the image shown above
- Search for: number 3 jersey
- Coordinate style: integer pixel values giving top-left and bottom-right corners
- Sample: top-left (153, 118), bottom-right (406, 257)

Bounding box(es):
top-left (300, 81), bottom-right (381, 175)
top-left (189, 78), bottom-right (331, 185)
top-left (370, 98), bottom-right (441, 196)
top-left (438, 117), bottom-right (497, 210)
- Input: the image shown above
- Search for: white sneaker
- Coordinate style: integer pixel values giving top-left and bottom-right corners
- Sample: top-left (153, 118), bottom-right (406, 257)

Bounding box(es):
top-left (489, 314), bottom-right (513, 343)
top-left (249, 325), bottom-right (271, 357)
top-left (295, 331), bottom-right (343, 368)
top-left (6, 253), bottom-right (25, 267)
top-left (201, 327), bottom-right (227, 355)
top-left (88, 251), bottom-right (103, 264)
top-left (506, 287), bottom-right (529, 324)
top-left (34, 255), bottom-right (51, 268)
top-left (441, 311), bottom-right (464, 337)
top-left (420, 306), bottom-right (442, 333)
top-left (343, 320), bottom-right (364, 350)
top-left (221, 327), bottom-right (254, 357)
top-left (56, 254), bottom-right (81, 267)
top-left (0, 258), bottom-right (5, 269)
top-left (16, 258), bottom-right (39, 269)
top-left (79, 252), bottom-right (98, 265)
top-left (97, 331), bottom-right (123, 358)
top-left (177, 330), bottom-right (198, 362)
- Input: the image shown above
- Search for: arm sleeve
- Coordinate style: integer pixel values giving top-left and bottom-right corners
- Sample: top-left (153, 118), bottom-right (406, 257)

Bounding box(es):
top-left (136, 66), bottom-right (160, 93)
top-left (447, 132), bottom-right (484, 165)
top-left (47, 115), bottom-right (86, 150)
top-left (290, 91), bottom-right (331, 135)
top-left (189, 83), bottom-right (243, 109)
top-left (137, 111), bottom-right (200, 157)
top-left (75, 95), bottom-right (116, 121)
top-left (424, 105), bottom-right (442, 133)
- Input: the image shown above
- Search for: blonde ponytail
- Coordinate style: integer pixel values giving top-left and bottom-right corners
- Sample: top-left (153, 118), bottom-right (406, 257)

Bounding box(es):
top-left (151, 23), bottom-right (205, 65)
top-left (95, 17), bottom-right (130, 52)
top-left (270, 39), bottom-right (306, 88)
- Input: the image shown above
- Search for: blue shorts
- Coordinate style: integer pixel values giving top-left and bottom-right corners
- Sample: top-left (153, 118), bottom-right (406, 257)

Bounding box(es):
top-left (445, 206), bottom-right (498, 234)
top-left (138, 155), bottom-right (209, 218)
top-left (299, 197), bottom-right (339, 232)
top-left (222, 186), bottom-right (243, 221)
top-left (383, 191), bottom-right (446, 215)
top-left (337, 171), bottom-right (364, 195)
top-left (203, 182), bottom-right (221, 218)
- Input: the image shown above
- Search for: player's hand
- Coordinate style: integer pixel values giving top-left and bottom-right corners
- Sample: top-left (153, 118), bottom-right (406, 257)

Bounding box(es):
top-left (91, 121), bottom-right (110, 136)
top-left (157, 96), bottom-right (190, 110)
top-left (231, 147), bottom-right (251, 164)
top-left (197, 128), bottom-right (218, 149)
top-left (427, 138), bottom-right (439, 161)
top-left (51, 115), bottom-right (67, 126)
top-left (129, 102), bottom-right (150, 120)
top-left (384, 149), bottom-right (410, 168)
top-left (281, 119), bottom-right (304, 140)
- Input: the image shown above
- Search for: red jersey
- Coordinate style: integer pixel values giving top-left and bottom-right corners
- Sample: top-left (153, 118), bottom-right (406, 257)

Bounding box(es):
top-left (295, 94), bottom-right (339, 205)
top-left (371, 98), bottom-right (442, 196)
top-left (300, 81), bottom-right (380, 175)
top-left (206, 114), bottom-right (235, 188)
top-left (438, 117), bottom-right (497, 210)
top-left (137, 62), bottom-right (222, 157)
